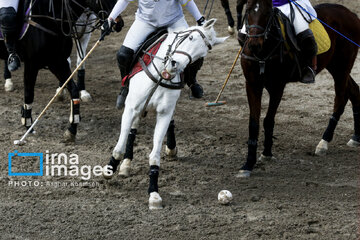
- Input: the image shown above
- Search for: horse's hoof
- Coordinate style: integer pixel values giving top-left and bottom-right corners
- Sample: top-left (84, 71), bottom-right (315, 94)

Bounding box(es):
top-left (315, 139), bottom-right (328, 156)
top-left (103, 166), bottom-right (114, 179)
top-left (259, 154), bottom-right (276, 161)
top-left (165, 146), bottom-right (177, 157)
top-left (119, 158), bottom-right (131, 177)
top-left (347, 139), bottom-right (360, 147)
top-left (80, 90), bottom-right (93, 102)
top-left (63, 129), bottom-right (76, 142)
top-left (4, 78), bottom-right (14, 92)
top-left (236, 170), bottom-right (251, 178)
top-left (227, 26), bottom-right (235, 35)
top-left (149, 192), bottom-right (163, 210)
top-left (55, 87), bottom-right (67, 102)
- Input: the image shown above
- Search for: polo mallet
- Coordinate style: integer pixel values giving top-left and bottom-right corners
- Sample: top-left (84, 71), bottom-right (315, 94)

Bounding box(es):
top-left (14, 36), bottom-right (103, 145)
top-left (205, 46), bottom-right (242, 107)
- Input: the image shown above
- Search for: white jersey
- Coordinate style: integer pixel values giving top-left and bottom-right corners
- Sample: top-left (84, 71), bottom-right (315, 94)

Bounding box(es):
top-left (0, 0), bottom-right (19, 11)
top-left (110, 0), bottom-right (195, 28)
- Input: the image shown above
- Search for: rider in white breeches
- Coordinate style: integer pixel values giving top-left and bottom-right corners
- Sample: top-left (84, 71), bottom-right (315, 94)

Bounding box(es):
top-left (0, 0), bottom-right (21, 71)
top-left (101, 0), bottom-right (205, 108)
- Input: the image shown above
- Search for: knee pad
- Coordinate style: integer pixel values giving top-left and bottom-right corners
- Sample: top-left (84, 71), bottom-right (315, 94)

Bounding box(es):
top-left (0, 7), bottom-right (17, 33)
top-left (117, 45), bottom-right (134, 78)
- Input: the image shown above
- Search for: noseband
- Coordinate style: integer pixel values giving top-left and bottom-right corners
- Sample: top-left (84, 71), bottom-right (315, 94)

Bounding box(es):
top-left (165, 28), bottom-right (212, 65)
top-left (244, 10), bottom-right (276, 39)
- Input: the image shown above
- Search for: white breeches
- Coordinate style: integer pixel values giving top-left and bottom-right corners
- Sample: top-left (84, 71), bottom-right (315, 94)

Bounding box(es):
top-left (0, 0), bottom-right (19, 11)
top-left (123, 17), bottom-right (189, 52)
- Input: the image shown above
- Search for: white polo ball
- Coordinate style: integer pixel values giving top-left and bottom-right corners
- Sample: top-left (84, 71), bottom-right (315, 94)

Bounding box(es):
top-left (218, 190), bottom-right (233, 205)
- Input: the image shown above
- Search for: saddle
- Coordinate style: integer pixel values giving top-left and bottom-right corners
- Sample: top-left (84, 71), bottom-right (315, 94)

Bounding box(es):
top-left (122, 28), bottom-right (168, 87)
top-left (275, 8), bottom-right (331, 56)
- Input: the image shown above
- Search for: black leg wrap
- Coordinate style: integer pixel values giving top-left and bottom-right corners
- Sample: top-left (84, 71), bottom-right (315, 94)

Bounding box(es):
top-left (108, 156), bottom-right (120, 174)
top-left (166, 120), bottom-right (176, 150)
top-left (4, 63), bottom-right (11, 79)
top-left (124, 129), bottom-right (137, 160)
top-left (148, 165), bottom-right (159, 194)
top-left (184, 58), bottom-right (204, 98)
top-left (353, 106), bottom-right (360, 136)
top-left (242, 139), bottom-right (258, 171)
top-left (263, 117), bottom-right (274, 157)
top-left (67, 123), bottom-right (77, 135)
top-left (225, 10), bottom-right (235, 28)
top-left (322, 114), bottom-right (340, 142)
top-left (77, 69), bottom-right (85, 91)
top-left (21, 105), bottom-right (33, 129)
top-left (69, 99), bottom-right (81, 124)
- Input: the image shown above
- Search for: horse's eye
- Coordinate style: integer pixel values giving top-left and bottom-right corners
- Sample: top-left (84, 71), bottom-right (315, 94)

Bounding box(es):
top-left (189, 35), bottom-right (193, 40)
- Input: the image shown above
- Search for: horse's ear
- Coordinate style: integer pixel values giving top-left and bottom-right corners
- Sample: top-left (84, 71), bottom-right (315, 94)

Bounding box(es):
top-left (203, 18), bottom-right (217, 30)
top-left (213, 36), bottom-right (229, 46)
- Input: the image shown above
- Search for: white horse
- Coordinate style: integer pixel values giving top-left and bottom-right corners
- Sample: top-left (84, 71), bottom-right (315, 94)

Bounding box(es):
top-left (103, 19), bottom-right (227, 210)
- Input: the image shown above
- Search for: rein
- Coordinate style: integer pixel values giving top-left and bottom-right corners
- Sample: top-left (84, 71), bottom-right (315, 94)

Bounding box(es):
top-left (26, 0), bottom-right (107, 38)
top-left (138, 28), bottom-right (211, 117)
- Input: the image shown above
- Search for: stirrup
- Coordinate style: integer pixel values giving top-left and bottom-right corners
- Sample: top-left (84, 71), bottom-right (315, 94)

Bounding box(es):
top-left (300, 66), bottom-right (315, 84)
top-left (8, 53), bottom-right (21, 72)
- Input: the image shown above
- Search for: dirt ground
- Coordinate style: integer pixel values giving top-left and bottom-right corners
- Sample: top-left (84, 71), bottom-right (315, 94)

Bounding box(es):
top-left (0, 0), bottom-right (359, 239)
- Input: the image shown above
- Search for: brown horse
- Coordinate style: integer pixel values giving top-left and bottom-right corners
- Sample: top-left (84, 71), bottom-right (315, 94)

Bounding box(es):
top-left (239, 1), bottom-right (360, 177)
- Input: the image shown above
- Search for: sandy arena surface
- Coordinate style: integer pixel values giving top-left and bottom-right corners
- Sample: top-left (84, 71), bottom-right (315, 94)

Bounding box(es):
top-left (0, 0), bottom-right (359, 239)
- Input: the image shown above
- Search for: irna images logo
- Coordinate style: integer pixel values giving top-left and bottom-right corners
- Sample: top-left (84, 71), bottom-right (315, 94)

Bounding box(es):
top-left (8, 150), bottom-right (44, 176)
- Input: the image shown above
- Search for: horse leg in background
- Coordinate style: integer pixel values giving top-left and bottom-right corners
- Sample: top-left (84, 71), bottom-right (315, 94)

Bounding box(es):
top-left (347, 76), bottom-right (360, 147)
top-left (220, 0), bottom-right (235, 35)
top-left (4, 60), bottom-right (14, 91)
top-left (165, 119), bottom-right (177, 156)
top-left (76, 13), bottom-right (96, 102)
top-left (76, 31), bottom-right (93, 102)
top-left (260, 85), bottom-right (285, 161)
top-left (48, 60), bottom-right (80, 142)
top-left (22, 63), bottom-right (39, 133)
top-left (236, 0), bottom-right (246, 30)
top-left (238, 76), bottom-right (264, 178)
top-left (148, 109), bottom-right (175, 210)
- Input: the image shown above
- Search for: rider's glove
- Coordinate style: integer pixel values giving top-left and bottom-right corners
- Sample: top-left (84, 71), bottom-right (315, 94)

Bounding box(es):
top-left (113, 16), bottom-right (124, 33)
top-left (197, 16), bottom-right (205, 26)
top-left (100, 18), bottom-right (116, 41)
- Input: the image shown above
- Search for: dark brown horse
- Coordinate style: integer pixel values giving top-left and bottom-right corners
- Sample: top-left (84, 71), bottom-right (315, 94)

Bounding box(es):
top-left (239, 0), bottom-right (360, 177)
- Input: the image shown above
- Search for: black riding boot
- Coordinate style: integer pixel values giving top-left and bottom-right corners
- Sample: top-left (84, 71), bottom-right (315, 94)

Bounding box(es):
top-left (297, 29), bottom-right (318, 84)
top-left (116, 45), bottom-right (134, 109)
top-left (184, 58), bottom-right (204, 98)
top-left (0, 7), bottom-right (20, 72)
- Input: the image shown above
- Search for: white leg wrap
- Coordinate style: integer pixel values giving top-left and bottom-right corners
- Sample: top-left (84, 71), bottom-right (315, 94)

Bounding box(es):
top-left (119, 158), bottom-right (131, 177)
top-left (4, 78), bottom-right (14, 92)
top-left (236, 169), bottom-right (251, 178)
top-left (149, 192), bottom-right (163, 210)
top-left (80, 90), bottom-right (92, 102)
top-left (165, 145), bottom-right (177, 157)
top-left (315, 139), bottom-right (329, 156)
top-left (347, 139), bottom-right (360, 147)
top-left (227, 26), bottom-right (235, 35)
top-left (69, 99), bottom-right (81, 124)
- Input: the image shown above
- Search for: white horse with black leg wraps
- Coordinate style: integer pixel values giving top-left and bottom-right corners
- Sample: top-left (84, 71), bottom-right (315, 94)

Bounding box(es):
top-left (103, 19), bottom-right (227, 210)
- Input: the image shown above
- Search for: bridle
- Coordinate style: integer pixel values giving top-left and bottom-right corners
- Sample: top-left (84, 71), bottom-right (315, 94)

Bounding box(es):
top-left (164, 28), bottom-right (212, 66)
top-left (244, 10), bottom-right (276, 39)
top-left (242, 8), bottom-right (284, 73)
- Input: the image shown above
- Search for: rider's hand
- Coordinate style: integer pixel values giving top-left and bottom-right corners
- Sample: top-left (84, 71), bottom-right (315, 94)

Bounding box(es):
top-left (197, 16), bottom-right (205, 26)
top-left (113, 16), bottom-right (124, 33)
top-left (100, 18), bottom-right (115, 41)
